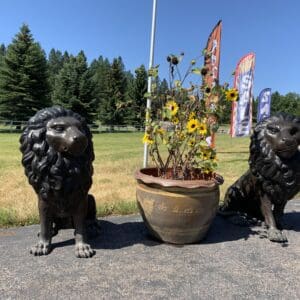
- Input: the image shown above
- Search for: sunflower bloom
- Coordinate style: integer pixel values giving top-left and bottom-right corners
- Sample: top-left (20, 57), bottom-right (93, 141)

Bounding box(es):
top-left (198, 123), bottom-right (207, 136)
top-left (177, 131), bottom-right (186, 141)
top-left (188, 138), bottom-right (196, 147)
top-left (155, 128), bottom-right (165, 136)
top-left (172, 116), bottom-right (179, 124)
top-left (142, 133), bottom-right (154, 144)
top-left (203, 166), bottom-right (212, 174)
top-left (225, 88), bottom-right (238, 102)
top-left (201, 149), bottom-right (210, 160)
top-left (187, 119), bottom-right (200, 133)
top-left (210, 153), bottom-right (217, 162)
top-left (189, 112), bottom-right (196, 120)
top-left (165, 100), bottom-right (179, 116)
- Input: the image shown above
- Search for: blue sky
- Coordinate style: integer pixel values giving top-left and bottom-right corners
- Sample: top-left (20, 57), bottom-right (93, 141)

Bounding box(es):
top-left (1, 0), bottom-right (300, 96)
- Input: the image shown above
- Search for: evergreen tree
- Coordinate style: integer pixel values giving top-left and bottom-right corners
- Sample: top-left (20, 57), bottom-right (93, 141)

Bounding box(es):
top-left (129, 65), bottom-right (148, 127)
top-left (0, 24), bottom-right (50, 120)
top-left (150, 77), bottom-right (170, 120)
top-left (123, 70), bottom-right (136, 125)
top-left (271, 91), bottom-right (300, 116)
top-left (62, 51), bottom-right (70, 64)
top-left (48, 49), bottom-right (65, 98)
top-left (0, 44), bottom-right (6, 65)
top-left (98, 56), bottom-right (127, 125)
top-left (90, 56), bottom-right (111, 121)
top-left (52, 51), bottom-right (97, 123)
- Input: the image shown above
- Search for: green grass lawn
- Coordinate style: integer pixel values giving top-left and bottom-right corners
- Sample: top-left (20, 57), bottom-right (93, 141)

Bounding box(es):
top-left (0, 132), bottom-right (252, 227)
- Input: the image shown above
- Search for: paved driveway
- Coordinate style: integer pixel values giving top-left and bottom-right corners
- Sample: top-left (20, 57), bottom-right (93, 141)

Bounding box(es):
top-left (0, 200), bottom-right (299, 299)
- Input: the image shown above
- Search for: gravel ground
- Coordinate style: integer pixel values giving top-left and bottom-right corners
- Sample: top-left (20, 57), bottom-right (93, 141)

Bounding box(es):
top-left (0, 199), bottom-right (299, 300)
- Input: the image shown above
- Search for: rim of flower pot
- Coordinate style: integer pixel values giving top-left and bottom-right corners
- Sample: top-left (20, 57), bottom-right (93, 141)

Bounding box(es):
top-left (135, 167), bottom-right (223, 189)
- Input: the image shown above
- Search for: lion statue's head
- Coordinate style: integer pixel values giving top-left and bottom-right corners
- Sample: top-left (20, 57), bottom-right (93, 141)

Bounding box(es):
top-left (249, 112), bottom-right (300, 200)
top-left (20, 106), bottom-right (94, 200)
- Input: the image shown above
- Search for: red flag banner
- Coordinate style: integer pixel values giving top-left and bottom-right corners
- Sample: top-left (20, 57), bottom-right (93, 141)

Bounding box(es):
top-left (204, 20), bottom-right (222, 89)
top-left (230, 53), bottom-right (255, 137)
top-left (203, 20), bottom-right (222, 147)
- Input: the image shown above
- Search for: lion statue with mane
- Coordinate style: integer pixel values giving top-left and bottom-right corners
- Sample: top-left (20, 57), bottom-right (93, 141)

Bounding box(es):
top-left (20, 106), bottom-right (99, 258)
top-left (220, 112), bottom-right (300, 243)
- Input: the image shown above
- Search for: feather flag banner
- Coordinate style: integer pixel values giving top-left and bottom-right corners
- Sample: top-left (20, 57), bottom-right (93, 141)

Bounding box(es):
top-left (257, 88), bottom-right (272, 123)
top-left (203, 20), bottom-right (222, 147)
top-left (230, 53), bottom-right (255, 137)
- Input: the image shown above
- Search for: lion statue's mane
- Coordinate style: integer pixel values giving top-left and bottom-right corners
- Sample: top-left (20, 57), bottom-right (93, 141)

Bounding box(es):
top-left (249, 113), bottom-right (299, 203)
top-left (20, 106), bottom-right (94, 201)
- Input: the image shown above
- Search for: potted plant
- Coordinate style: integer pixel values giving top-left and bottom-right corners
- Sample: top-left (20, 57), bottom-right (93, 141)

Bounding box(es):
top-left (135, 51), bottom-right (238, 244)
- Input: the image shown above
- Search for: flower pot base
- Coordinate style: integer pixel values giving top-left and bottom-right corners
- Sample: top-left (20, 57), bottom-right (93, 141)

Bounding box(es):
top-left (136, 173), bottom-right (220, 244)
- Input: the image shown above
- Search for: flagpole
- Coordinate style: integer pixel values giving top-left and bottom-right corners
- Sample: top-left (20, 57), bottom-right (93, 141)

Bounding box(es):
top-left (143, 0), bottom-right (157, 168)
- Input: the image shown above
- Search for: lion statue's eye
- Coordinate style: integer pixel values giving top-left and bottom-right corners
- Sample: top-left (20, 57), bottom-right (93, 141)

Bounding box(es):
top-left (290, 127), bottom-right (298, 136)
top-left (267, 126), bottom-right (279, 134)
top-left (53, 125), bottom-right (65, 132)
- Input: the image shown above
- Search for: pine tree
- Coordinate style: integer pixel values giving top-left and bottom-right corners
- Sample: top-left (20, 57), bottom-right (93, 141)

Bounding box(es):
top-left (90, 56), bottom-right (112, 121)
top-left (123, 70), bottom-right (136, 125)
top-left (151, 77), bottom-right (169, 120)
top-left (98, 57), bottom-right (127, 125)
top-left (52, 51), bottom-right (97, 123)
top-left (0, 44), bottom-right (6, 65)
top-left (0, 24), bottom-right (50, 120)
top-left (130, 65), bottom-right (148, 127)
top-left (48, 49), bottom-right (64, 98)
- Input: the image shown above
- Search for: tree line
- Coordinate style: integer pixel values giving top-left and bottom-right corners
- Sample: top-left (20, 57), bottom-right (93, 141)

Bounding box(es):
top-left (0, 24), bottom-right (299, 126)
top-left (0, 24), bottom-right (168, 126)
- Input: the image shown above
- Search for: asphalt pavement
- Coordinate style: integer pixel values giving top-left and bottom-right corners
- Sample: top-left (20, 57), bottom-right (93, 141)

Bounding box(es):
top-left (0, 199), bottom-right (299, 299)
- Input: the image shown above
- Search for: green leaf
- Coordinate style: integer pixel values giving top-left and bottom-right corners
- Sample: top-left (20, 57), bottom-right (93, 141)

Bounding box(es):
top-left (148, 66), bottom-right (159, 77)
top-left (211, 123), bottom-right (219, 132)
top-left (144, 92), bottom-right (152, 98)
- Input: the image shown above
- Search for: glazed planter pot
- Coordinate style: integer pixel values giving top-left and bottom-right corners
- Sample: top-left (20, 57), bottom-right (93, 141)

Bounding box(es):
top-left (135, 168), bottom-right (223, 244)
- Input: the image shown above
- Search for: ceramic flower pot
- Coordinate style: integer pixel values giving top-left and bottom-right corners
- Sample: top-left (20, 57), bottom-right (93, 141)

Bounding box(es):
top-left (135, 168), bottom-right (223, 244)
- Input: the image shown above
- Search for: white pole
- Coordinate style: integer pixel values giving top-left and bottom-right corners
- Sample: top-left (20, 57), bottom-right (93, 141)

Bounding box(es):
top-left (143, 0), bottom-right (157, 168)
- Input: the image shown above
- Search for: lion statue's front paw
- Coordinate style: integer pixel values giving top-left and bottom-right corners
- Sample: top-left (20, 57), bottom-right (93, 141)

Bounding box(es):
top-left (268, 228), bottom-right (288, 243)
top-left (30, 241), bottom-right (51, 256)
top-left (75, 242), bottom-right (95, 258)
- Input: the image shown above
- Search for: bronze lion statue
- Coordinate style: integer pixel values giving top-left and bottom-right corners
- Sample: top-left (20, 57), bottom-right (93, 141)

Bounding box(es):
top-left (20, 106), bottom-right (99, 257)
top-left (220, 112), bottom-right (300, 243)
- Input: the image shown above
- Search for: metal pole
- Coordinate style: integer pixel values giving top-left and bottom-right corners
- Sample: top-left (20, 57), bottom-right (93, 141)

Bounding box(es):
top-left (143, 0), bottom-right (157, 168)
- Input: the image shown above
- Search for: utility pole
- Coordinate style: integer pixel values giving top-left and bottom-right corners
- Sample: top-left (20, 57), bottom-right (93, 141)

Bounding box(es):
top-left (143, 0), bottom-right (157, 168)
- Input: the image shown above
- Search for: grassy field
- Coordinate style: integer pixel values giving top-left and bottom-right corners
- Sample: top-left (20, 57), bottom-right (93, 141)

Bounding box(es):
top-left (0, 132), bottom-right (250, 227)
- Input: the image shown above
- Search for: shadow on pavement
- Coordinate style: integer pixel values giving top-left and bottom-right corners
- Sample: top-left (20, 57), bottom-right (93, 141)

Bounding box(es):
top-left (50, 211), bottom-right (299, 251)
top-left (90, 220), bottom-right (161, 250)
top-left (282, 212), bottom-right (300, 232)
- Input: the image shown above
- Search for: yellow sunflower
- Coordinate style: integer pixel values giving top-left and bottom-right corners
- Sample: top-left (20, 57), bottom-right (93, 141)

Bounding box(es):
top-left (201, 150), bottom-right (210, 160)
top-left (165, 100), bottom-right (179, 116)
top-left (155, 128), bottom-right (165, 135)
top-left (172, 116), bottom-right (179, 124)
top-left (210, 152), bottom-right (217, 162)
top-left (225, 88), bottom-right (239, 102)
top-left (142, 133), bottom-right (154, 145)
top-left (198, 123), bottom-right (207, 136)
top-left (188, 137), bottom-right (196, 147)
top-left (177, 131), bottom-right (186, 141)
top-left (203, 166), bottom-right (212, 174)
top-left (188, 112), bottom-right (196, 120)
top-left (186, 118), bottom-right (200, 133)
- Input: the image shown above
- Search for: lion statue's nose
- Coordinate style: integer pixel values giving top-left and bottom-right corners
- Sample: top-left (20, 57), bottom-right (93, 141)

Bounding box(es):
top-left (68, 134), bottom-right (88, 156)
